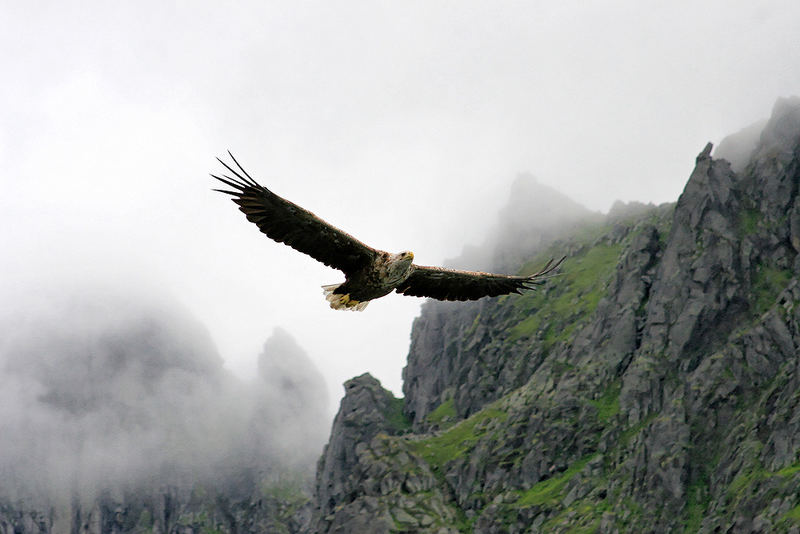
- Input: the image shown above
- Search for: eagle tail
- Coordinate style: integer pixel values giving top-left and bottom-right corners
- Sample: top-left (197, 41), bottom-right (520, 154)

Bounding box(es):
top-left (322, 284), bottom-right (369, 311)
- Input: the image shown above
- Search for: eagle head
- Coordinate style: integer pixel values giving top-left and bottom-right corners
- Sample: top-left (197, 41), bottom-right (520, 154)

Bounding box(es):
top-left (387, 251), bottom-right (415, 282)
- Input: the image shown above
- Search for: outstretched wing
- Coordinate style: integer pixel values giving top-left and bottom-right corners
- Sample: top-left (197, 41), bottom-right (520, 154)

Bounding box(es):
top-left (212, 153), bottom-right (379, 274)
top-left (395, 257), bottom-right (565, 301)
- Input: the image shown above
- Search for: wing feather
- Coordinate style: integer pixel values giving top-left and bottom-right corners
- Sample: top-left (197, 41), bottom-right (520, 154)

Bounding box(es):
top-left (396, 257), bottom-right (565, 301)
top-left (212, 153), bottom-right (379, 274)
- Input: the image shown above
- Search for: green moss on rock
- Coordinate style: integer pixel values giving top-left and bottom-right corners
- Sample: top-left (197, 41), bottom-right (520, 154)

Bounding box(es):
top-left (427, 398), bottom-right (457, 426)
top-left (409, 405), bottom-right (508, 469)
top-left (514, 454), bottom-right (597, 508)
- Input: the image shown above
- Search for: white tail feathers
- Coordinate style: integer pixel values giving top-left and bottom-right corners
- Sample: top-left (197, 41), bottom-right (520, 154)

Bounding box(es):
top-left (322, 284), bottom-right (369, 311)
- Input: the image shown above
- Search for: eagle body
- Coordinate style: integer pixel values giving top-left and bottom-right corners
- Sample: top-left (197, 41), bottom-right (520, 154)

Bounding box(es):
top-left (212, 153), bottom-right (563, 311)
top-left (323, 251), bottom-right (415, 310)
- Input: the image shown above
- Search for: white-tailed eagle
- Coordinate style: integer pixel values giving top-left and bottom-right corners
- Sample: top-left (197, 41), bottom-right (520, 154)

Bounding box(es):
top-left (212, 153), bottom-right (564, 311)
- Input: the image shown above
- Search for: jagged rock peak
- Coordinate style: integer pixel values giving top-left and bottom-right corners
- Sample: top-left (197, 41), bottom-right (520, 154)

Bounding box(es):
top-left (316, 97), bottom-right (800, 532)
top-left (712, 96), bottom-right (800, 176)
top-left (758, 95), bottom-right (800, 156)
top-left (715, 118), bottom-right (768, 173)
top-left (313, 374), bottom-right (409, 532)
top-left (257, 327), bottom-right (329, 420)
top-left (450, 171), bottom-right (598, 272)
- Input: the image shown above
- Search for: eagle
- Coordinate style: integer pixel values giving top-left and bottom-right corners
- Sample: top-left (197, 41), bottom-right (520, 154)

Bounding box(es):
top-left (212, 153), bottom-right (564, 311)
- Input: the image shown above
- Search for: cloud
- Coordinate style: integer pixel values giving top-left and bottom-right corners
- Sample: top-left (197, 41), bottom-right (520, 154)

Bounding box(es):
top-left (0, 283), bottom-right (329, 506)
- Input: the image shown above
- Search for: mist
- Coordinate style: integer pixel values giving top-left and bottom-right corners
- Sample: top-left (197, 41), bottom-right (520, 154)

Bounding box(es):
top-left (452, 173), bottom-right (603, 274)
top-left (3, 1), bottom-right (800, 404)
top-left (1, 0), bottom-right (800, 470)
top-left (0, 282), bottom-right (329, 507)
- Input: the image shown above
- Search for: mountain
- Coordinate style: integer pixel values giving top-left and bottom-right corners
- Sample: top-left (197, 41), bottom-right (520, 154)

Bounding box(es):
top-left (0, 293), bottom-right (327, 534)
top-left (4, 96), bottom-right (797, 534)
top-left (450, 172), bottom-right (600, 273)
top-left (312, 97), bottom-right (800, 533)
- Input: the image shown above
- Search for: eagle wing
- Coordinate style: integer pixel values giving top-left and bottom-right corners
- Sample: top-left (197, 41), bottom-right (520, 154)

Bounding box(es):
top-left (212, 153), bottom-right (379, 274)
top-left (395, 257), bottom-right (564, 301)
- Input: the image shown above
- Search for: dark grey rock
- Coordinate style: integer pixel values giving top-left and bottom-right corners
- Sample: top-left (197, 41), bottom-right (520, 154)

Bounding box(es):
top-left (316, 97), bottom-right (800, 533)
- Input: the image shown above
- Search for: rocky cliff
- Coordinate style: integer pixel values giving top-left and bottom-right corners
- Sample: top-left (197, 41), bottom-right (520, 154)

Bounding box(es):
top-left (313, 97), bottom-right (800, 533)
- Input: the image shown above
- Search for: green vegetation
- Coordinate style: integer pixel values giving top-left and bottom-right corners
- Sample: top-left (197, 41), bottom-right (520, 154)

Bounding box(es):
top-left (776, 461), bottom-right (800, 478)
top-left (200, 524), bottom-right (225, 534)
top-left (426, 398), bottom-right (456, 425)
top-left (739, 207), bottom-right (760, 235)
top-left (385, 396), bottom-right (413, 433)
top-left (683, 479), bottom-right (710, 533)
top-left (409, 405), bottom-right (508, 469)
top-left (619, 413), bottom-right (657, 447)
top-left (571, 220), bottom-right (614, 244)
top-left (752, 264), bottom-right (793, 315)
top-left (514, 454), bottom-right (597, 507)
top-left (509, 313), bottom-right (544, 342)
top-left (723, 442), bottom-right (800, 519)
top-left (136, 509), bottom-right (153, 529)
top-left (260, 477), bottom-right (313, 531)
top-left (175, 511), bottom-right (221, 534)
top-left (589, 381), bottom-right (621, 422)
top-left (262, 478), bottom-right (310, 505)
top-left (784, 504), bottom-right (800, 521)
top-left (539, 500), bottom-right (611, 533)
top-left (728, 467), bottom-right (763, 499)
top-left (509, 241), bottom-right (623, 344)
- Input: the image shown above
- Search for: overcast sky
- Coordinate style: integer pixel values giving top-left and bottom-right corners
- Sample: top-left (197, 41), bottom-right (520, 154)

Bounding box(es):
top-left (2, 1), bottom-right (799, 409)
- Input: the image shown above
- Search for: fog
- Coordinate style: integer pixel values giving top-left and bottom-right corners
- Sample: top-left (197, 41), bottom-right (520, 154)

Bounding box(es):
top-left (453, 173), bottom-right (601, 273)
top-left (2, 1), bottom-right (800, 414)
top-left (0, 283), bottom-right (328, 505)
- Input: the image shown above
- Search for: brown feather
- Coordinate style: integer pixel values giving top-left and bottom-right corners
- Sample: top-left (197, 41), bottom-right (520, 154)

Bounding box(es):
top-left (212, 153), bottom-right (378, 274)
top-left (395, 257), bottom-right (564, 301)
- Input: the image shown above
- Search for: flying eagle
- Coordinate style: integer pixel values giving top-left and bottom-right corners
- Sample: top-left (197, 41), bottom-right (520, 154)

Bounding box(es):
top-left (212, 153), bottom-right (564, 311)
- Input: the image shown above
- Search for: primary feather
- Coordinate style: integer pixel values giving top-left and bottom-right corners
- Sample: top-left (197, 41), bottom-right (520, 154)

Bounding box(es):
top-left (212, 152), bottom-right (377, 274)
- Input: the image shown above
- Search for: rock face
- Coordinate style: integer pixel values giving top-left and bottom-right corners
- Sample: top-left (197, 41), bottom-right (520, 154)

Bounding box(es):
top-left (403, 175), bottom-right (600, 431)
top-left (715, 118), bottom-right (769, 174)
top-left (313, 374), bottom-right (461, 533)
top-left (314, 97), bottom-right (800, 532)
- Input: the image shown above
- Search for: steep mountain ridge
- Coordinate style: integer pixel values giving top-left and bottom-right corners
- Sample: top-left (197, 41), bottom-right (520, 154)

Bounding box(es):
top-left (314, 97), bottom-right (800, 533)
top-left (4, 97), bottom-right (797, 534)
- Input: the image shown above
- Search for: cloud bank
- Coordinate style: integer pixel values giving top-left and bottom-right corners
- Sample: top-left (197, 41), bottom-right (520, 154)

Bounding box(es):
top-left (0, 284), bottom-right (329, 506)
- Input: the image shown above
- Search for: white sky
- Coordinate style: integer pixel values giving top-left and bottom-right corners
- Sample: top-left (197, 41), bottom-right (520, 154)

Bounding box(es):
top-left (2, 1), bottom-right (799, 411)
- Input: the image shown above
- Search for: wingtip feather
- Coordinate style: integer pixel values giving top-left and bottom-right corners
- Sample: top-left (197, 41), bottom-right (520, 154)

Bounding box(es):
top-left (227, 151), bottom-right (258, 184)
top-left (216, 155), bottom-right (260, 188)
top-left (211, 188), bottom-right (240, 196)
top-left (211, 173), bottom-right (248, 192)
